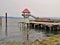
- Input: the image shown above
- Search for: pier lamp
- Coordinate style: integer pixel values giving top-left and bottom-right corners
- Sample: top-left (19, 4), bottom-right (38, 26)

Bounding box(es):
top-left (22, 8), bottom-right (31, 42)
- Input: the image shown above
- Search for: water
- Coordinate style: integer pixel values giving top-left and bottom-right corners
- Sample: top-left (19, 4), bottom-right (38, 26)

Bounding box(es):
top-left (0, 18), bottom-right (54, 44)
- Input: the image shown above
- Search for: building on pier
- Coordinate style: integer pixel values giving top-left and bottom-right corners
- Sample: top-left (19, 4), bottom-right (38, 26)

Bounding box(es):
top-left (30, 18), bottom-right (54, 22)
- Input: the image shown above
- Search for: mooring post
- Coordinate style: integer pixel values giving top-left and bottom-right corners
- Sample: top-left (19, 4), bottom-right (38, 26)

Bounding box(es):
top-left (27, 23), bottom-right (29, 41)
top-left (5, 12), bottom-right (7, 36)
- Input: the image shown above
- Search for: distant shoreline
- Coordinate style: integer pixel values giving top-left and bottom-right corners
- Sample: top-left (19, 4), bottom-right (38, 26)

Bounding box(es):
top-left (1, 16), bottom-right (60, 20)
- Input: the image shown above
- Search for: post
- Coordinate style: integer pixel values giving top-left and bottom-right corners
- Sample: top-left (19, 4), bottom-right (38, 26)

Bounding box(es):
top-left (5, 13), bottom-right (7, 36)
top-left (26, 15), bottom-right (29, 41)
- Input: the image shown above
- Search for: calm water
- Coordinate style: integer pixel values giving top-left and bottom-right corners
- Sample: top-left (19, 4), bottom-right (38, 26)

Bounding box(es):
top-left (0, 18), bottom-right (54, 44)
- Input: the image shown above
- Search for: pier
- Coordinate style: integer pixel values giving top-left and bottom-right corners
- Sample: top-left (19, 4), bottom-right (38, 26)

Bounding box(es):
top-left (19, 21), bottom-right (60, 30)
top-left (19, 8), bottom-right (60, 34)
top-left (18, 8), bottom-right (60, 44)
top-left (32, 22), bottom-right (60, 33)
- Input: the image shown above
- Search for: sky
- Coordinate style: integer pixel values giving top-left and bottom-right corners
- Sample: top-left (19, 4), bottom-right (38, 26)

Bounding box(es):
top-left (0, 0), bottom-right (60, 17)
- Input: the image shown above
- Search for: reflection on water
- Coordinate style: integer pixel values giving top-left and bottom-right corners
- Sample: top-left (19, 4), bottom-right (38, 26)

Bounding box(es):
top-left (0, 18), bottom-right (58, 44)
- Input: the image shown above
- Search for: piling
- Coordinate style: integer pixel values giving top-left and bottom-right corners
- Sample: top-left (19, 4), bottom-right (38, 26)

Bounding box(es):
top-left (5, 12), bottom-right (8, 36)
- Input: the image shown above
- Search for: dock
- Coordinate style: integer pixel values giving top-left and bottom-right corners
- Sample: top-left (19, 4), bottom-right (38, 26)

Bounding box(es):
top-left (18, 20), bottom-right (60, 33)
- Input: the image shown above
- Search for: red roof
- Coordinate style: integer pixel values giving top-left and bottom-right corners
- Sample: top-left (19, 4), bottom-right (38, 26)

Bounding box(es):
top-left (22, 8), bottom-right (30, 13)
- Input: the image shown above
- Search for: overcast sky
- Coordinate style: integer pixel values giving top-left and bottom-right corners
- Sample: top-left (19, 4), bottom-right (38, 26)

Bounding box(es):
top-left (0, 0), bottom-right (60, 17)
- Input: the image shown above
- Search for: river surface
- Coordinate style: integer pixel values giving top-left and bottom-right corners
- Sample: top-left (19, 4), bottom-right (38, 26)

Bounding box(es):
top-left (0, 18), bottom-right (55, 44)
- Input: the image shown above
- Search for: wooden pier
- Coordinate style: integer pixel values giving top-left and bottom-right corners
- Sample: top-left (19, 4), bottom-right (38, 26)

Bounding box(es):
top-left (30, 22), bottom-right (60, 33)
top-left (18, 21), bottom-right (60, 33)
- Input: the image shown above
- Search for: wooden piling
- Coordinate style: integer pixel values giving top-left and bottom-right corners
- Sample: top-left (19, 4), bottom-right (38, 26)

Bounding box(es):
top-left (5, 12), bottom-right (7, 36)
